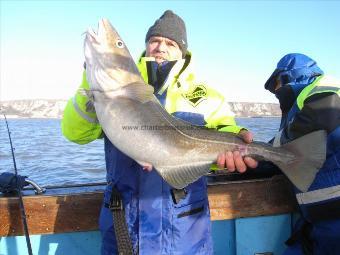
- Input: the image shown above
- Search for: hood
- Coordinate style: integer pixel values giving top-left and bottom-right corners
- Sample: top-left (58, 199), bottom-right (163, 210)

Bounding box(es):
top-left (264, 53), bottom-right (324, 94)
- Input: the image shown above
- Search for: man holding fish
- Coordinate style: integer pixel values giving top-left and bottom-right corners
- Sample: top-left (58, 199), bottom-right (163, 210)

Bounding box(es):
top-left (62, 10), bottom-right (257, 255)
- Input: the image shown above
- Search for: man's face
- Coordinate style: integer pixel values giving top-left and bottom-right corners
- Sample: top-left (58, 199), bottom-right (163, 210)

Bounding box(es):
top-left (145, 36), bottom-right (183, 64)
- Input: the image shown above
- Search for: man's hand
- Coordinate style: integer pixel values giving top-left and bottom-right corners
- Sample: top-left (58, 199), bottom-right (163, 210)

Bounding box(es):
top-left (216, 130), bottom-right (258, 173)
top-left (141, 163), bottom-right (153, 172)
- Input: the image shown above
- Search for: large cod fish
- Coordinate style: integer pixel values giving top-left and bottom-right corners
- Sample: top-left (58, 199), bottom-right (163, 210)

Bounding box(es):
top-left (83, 18), bottom-right (326, 192)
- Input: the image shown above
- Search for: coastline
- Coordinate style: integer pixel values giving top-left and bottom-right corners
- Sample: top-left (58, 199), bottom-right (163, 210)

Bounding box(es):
top-left (1, 99), bottom-right (281, 119)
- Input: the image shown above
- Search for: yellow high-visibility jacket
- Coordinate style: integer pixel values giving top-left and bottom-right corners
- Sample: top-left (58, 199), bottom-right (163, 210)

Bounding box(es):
top-left (61, 52), bottom-right (243, 144)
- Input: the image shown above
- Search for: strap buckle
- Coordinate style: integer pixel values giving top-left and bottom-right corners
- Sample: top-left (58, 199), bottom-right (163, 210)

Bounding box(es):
top-left (109, 188), bottom-right (123, 211)
top-left (171, 188), bottom-right (187, 204)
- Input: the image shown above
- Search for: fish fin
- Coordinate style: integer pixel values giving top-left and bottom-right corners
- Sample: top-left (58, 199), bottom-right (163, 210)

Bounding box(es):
top-left (122, 82), bottom-right (154, 103)
top-left (78, 88), bottom-right (96, 100)
top-left (85, 100), bottom-right (95, 113)
top-left (78, 88), bottom-right (96, 113)
top-left (156, 162), bottom-right (212, 189)
top-left (275, 130), bottom-right (327, 192)
top-left (78, 88), bottom-right (89, 97)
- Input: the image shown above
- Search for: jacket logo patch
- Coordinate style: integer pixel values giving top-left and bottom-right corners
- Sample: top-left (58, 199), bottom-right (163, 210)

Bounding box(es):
top-left (183, 85), bottom-right (207, 107)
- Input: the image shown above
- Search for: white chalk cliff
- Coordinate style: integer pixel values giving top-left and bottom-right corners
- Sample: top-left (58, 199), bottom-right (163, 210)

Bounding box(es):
top-left (0, 100), bottom-right (281, 118)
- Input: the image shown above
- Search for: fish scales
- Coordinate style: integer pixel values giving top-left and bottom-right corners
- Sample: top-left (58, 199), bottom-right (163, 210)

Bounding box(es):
top-left (84, 18), bottom-right (326, 192)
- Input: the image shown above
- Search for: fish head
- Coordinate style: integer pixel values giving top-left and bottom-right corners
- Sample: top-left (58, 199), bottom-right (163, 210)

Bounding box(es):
top-left (84, 18), bottom-right (141, 92)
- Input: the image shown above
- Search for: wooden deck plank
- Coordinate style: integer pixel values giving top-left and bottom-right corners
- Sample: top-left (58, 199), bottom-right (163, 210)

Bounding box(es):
top-left (208, 176), bottom-right (297, 220)
top-left (0, 176), bottom-right (297, 236)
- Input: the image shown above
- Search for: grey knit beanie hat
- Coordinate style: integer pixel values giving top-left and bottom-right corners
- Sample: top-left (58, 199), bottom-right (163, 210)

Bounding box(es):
top-left (145, 10), bottom-right (188, 55)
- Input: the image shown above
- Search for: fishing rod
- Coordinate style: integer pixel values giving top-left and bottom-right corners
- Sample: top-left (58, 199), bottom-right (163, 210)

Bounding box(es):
top-left (3, 114), bottom-right (33, 255)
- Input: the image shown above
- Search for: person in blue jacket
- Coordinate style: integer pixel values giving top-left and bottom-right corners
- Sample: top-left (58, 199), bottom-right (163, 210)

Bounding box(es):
top-left (62, 10), bottom-right (257, 255)
top-left (264, 53), bottom-right (340, 255)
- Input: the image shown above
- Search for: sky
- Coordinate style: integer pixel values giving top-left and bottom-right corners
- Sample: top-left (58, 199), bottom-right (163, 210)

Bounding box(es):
top-left (1, 0), bottom-right (340, 103)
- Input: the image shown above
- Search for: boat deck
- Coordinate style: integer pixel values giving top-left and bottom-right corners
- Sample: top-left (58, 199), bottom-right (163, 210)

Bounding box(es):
top-left (0, 174), bottom-right (297, 254)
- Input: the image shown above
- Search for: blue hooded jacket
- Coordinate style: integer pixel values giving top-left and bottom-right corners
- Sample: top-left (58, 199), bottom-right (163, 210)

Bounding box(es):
top-left (265, 53), bottom-right (340, 255)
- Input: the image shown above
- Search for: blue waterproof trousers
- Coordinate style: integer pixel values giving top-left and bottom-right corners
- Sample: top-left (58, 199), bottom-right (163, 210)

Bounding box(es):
top-left (99, 138), bottom-right (213, 255)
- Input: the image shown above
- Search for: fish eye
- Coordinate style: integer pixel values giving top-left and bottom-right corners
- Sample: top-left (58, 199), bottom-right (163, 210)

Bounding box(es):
top-left (116, 40), bottom-right (124, 48)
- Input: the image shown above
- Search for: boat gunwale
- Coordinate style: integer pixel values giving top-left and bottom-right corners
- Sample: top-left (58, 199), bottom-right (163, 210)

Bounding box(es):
top-left (0, 175), bottom-right (297, 236)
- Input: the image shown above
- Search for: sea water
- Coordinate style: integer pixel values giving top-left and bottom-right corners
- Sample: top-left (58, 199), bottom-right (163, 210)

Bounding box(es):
top-left (0, 117), bottom-right (280, 186)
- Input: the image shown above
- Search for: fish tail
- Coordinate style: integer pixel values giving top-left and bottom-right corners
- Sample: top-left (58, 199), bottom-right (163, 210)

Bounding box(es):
top-left (275, 130), bottom-right (327, 192)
